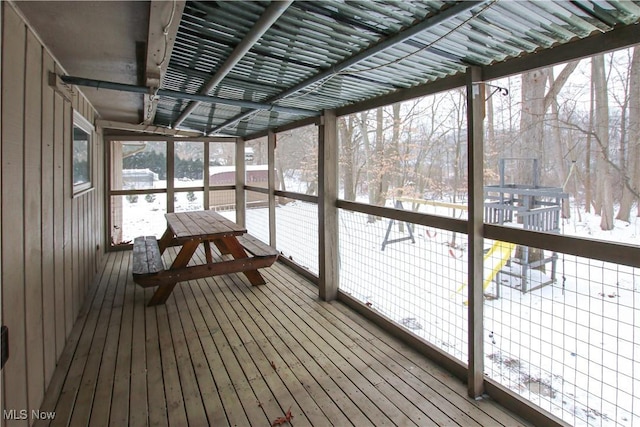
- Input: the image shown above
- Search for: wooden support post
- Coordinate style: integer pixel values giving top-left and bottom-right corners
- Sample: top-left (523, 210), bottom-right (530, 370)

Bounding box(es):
top-left (268, 130), bottom-right (276, 247)
top-left (108, 141), bottom-right (124, 245)
top-left (319, 110), bottom-right (339, 301)
top-left (236, 138), bottom-right (246, 227)
top-left (167, 139), bottom-right (175, 213)
top-left (467, 66), bottom-right (485, 398)
top-left (203, 141), bottom-right (210, 210)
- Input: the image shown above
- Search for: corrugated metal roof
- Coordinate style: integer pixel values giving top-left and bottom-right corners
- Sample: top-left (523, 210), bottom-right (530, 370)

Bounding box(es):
top-left (154, 0), bottom-right (640, 137)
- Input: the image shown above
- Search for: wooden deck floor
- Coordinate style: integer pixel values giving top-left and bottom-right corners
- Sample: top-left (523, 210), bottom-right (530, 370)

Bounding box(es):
top-left (38, 249), bottom-right (530, 427)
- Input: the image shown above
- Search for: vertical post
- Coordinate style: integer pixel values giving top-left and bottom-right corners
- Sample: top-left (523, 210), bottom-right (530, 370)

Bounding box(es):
top-left (203, 141), bottom-right (210, 210)
top-left (167, 138), bottom-right (175, 213)
top-left (467, 66), bottom-right (485, 398)
top-left (318, 110), bottom-right (339, 301)
top-left (109, 140), bottom-right (123, 244)
top-left (236, 137), bottom-right (246, 227)
top-left (268, 130), bottom-right (276, 247)
top-left (0, 0), bottom-right (3, 399)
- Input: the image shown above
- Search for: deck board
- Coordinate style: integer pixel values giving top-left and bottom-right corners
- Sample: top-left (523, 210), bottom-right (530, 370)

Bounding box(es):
top-left (265, 268), bottom-right (473, 425)
top-left (274, 264), bottom-right (528, 427)
top-left (143, 287), bottom-right (168, 427)
top-left (66, 249), bottom-right (122, 427)
top-left (208, 267), bottom-right (372, 426)
top-left (129, 284), bottom-right (149, 427)
top-left (109, 257), bottom-right (136, 426)
top-left (39, 249), bottom-right (531, 427)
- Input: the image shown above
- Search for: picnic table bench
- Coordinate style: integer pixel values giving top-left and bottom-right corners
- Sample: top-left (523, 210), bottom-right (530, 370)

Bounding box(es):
top-left (132, 210), bottom-right (278, 306)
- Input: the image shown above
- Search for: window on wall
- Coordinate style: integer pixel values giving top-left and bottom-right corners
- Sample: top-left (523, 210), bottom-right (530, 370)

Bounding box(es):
top-left (73, 111), bottom-right (93, 195)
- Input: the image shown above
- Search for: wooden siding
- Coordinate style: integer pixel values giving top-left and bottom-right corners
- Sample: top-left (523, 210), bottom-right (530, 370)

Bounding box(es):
top-left (37, 250), bottom-right (530, 427)
top-left (1, 4), bottom-right (105, 426)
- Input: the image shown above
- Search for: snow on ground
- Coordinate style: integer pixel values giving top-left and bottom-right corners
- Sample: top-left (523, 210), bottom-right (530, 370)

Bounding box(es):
top-left (116, 184), bottom-right (639, 426)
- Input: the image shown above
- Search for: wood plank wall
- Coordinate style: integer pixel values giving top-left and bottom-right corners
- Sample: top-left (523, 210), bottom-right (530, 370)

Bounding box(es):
top-left (1, 4), bottom-right (105, 425)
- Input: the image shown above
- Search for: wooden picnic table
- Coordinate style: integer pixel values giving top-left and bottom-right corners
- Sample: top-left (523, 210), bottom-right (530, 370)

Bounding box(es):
top-left (132, 210), bottom-right (278, 306)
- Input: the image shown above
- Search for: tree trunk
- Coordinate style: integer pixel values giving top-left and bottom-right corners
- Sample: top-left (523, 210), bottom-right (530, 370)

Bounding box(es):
top-left (548, 70), bottom-right (571, 218)
top-left (633, 48), bottom-right (640, 218)
top-left (618, 47), bottom-right (640, 220)
top-left (537, 61), bottom-right (579, 206)
top-left (520, 69), bottom-right (548, 182)
top-left (517, 69), bottom-right (548, 269)
top-left (360, 112), bottom-right (374, 202)
top-left (593, 55), bottom-right (615, 230)
top-left (391, 103), bottom-right (402, 191)
top-left (585, 77), bottom-right (594, 213)
top-left (359, 111), bottom-right (377, 222)
top-left (375, 107), bottom-right (389, 207)
top-left (339, 116), bottom-right (356, 201)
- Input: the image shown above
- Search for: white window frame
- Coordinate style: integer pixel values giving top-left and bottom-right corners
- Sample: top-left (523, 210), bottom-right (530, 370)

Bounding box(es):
top-left (72, 110), bottom-right (94, 196)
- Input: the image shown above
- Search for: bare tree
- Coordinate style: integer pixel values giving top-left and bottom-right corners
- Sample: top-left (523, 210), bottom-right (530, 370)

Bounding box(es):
top-left (585, 78), bottom-right (594, 213)
top-left (359, 111), bottom-right (375, 207)
top-left (593, 54), bottom-right (615, 230)
top-left (338, 115), bottom-right (357, 201)
top-left (516, 62), bottom-right (578, 266)
top-left (617, 46), bottom-right (640, 221)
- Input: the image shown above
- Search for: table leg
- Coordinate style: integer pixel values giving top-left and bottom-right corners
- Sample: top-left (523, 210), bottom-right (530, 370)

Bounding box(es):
top-left (221, 237), bottom-right (266, 286)
top-left (212, 239), bottom-right (231, 255)
top-left (147, 239), bottom-right (200, 306)
top-left (158, 228), bottom-right (174, 254)
top-left (203, 241), bottom-right (214, 265)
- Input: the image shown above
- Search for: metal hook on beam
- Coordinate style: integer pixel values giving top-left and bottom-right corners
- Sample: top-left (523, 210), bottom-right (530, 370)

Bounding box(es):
top-left (485, 83), bottom-right (509, 101)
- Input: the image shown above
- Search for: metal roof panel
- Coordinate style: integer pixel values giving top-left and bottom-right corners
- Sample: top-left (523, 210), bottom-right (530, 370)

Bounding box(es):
top-left (155, 0), bottom-right (640, 135)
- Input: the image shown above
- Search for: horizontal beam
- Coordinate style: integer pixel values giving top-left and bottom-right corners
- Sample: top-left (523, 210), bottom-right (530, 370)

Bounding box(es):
top-left (104, 135), bottom-right (236, 143)
top-left (110, 189), bottom-right (167, 197)
top-left (96, 120), bottom-right (202, 137)
top-left (274, 190), bottom-right (319, 204)
top-left (110, 186), bottom-right (238, 197)
top-left (243, 115), bottom-right (321, 141)
top-left (244, 186), bottom-right (268, 195)
top-left (397, 197), bottom-right (468, 211)
top-left (483, 380), bottom-right (566, 427)
top-left (337, 73), bottom-right (467, 117)
top-left (337, 200), bottom-right (468, 234)
top-left (246, 188), bottom-right (325, 203)
top-left (60, 75), bottom-right (321, 117)
top-left (484, 224), bottom-right (640, 268)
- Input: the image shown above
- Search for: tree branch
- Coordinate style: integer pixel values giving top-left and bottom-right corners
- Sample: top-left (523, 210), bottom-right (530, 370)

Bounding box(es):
top-left (559, 120), bottom-right (640, 200)
top-left (544, 61), bottom-right (580, 111)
